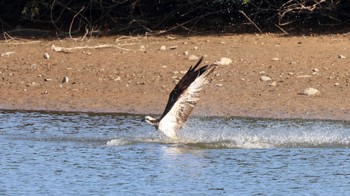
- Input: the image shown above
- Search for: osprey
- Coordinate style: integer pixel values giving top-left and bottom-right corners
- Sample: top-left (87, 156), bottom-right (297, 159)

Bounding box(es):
top-left (145, 57), bottom-right (217, 140)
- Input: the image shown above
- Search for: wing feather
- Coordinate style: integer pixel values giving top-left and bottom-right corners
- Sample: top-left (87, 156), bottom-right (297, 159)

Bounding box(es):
top-left (158, 63), bottom-right (216, 136)
top-left (159, 57), bottom-right (204, 120)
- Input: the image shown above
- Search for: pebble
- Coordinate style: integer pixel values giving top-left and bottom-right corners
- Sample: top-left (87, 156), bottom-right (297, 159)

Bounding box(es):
top-left (62, 76), bottom-right (69, 83)
top-left (302, 88), bottom-right (320, 96)
top-left (189, 54), bottom-right (199, 61)
top-left (160, 45), bottom-right (167, 51)
top-left (183, 51), bottom-right (189, 55)
top-left (272, 57), bottom-right (280, 61)
top-left (335, 82), bottom-right (339, 86)
top-left (193, 46), bottom-right (198, 50)
top-left (43, 52), bottom-right (50, 59)
top-left (269, 81), bottom-right (277, 87)
top-left (338, 54), bottom-right (346, 59)
top-left (312, 68), bottom-right (319, 72)
top-left (139, 45), bottom-right (146, 52)
top-left (215, 57), bottom-right (232, 66)
top-left (169, 46), bottom-right (178, 50)
top-left (1, 51), bottom-right (15, 57)
top-left (114, 76), bottom-right (121, 81)
top-left (260, 75), bottom-right (272, 82)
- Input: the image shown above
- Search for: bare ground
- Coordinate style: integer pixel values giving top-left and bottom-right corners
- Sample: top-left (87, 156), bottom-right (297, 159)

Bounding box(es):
top-left (1, 34), bottom-right (350, 120)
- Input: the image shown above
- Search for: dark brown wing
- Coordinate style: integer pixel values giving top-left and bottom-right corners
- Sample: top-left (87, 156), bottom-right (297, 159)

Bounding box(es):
top-left (159, 57), bottom-right (212, 120)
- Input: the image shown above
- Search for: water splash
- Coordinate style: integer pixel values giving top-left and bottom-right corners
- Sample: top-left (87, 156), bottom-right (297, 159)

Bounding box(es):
top-left (107, 117), bottom-right (350, 149)
top-left (2, 111), bottom-right (349, 149)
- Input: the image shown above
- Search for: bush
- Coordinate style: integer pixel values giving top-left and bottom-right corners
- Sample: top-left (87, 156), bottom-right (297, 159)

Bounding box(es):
top-left (1, 0), bottom-right (349, 35)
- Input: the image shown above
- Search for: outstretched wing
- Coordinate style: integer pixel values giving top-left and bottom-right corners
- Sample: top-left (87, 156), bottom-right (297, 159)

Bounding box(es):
top-left (158, 59), bottom-right (217, 133)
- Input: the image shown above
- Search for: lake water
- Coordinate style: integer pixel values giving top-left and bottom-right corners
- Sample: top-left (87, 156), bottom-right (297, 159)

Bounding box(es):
top-left (1, 110), bottom-right (350, 195)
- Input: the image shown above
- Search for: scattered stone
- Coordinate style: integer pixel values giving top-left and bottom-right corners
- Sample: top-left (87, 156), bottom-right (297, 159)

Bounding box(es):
top-left (169, 46), bottom-right (178, 50)
top-left (335, 82), bottom-right (339, 86)
top-left (43, 52), bottom-right (50, 59)
top-left (1, 51), bottom-right (15, 57)
top-left (269, 81), bottom-right (277, 87)
top-left (160, 45), bottom-right (167, 51)
top-left (189, 54), bottom-right (199, 61)
top-left (44, 78), bottom-right (52, 82)
top-left (260, 75), bottom-right (272, 82)
top-left (259, 71), bottom-right (266, 75)
top-left (193, 46), bottom-right (198, 50)
top-left (297, 75), bottom-right (312, 78)
top-left (139, 45), bottom-right (146, 52)
top-left (215, 83), bottom-right (223, 87)
top-left (215, 57), bottom-right (232, 66)
top-left (114, 76), bottom-right (121, 81)
top-left (312, 68), bottom-right (319, 75)
top-left (183, 51), bottom-right (189, 56)
top-left (272, 57), bottom-right (280, 61)
top-left (338, 54), bottom-right (346, 59)
top-left (288, 72), bottom-right (294, 75)
top-left (301, 88), bottom-right (320, 96)
top-left (62, 76), bottom-right (69, 83)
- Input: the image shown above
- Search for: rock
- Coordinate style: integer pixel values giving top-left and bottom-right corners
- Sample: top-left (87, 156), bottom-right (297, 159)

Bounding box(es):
top-left (189, 54), bottom-right (199, 61)
top-left (335, 82), bottom-right (339, 86)
top-left (272, 57), bottom-right (280, 61)
top-left (193, 46), bottom-right (198, 50)
top-left (338, 54), bottom-right (346, 59)
top-left (1, 51), bottom-right (15, 57)
top-left (297, 75), bottom-right (312, 78)
top-left (43, 52), bottom-right (50, 59)
top-left (114, 76), bottom-right (121, 81)
top-left (302, 88), bottom-right (320, 96)
top-left (269, 81), bottom-right (277, 87)
top-left (62, 76), bottom-right (69, 83)
top-left (44, 78), bottom-right (52, 82)
top-left (312, 68), bottom-right (319, 72)
top-left (260, 75), bottom-right (272, 82)
top-left (139, 45), bottom-right (146, 52)
top-left (216, 57), bottom-right (233, 66)
top-left (160, 45), bottom-right (167, 51)
top-left (183, 51), bottom-right (189, 55)
top-left (215, 83), bottom-right (223, 87)
top-left (169, 46), bottom-right (178, 50)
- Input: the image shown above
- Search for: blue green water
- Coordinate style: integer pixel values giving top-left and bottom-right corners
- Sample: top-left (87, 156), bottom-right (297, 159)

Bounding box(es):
top-left (1, 111), bottom-right (350, 195)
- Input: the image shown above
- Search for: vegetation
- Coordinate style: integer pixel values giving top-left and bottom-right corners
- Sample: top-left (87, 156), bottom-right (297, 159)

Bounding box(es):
top-left (1, 0), bottom-right (349, 36)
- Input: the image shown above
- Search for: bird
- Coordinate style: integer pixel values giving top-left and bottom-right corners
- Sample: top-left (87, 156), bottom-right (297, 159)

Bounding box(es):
top-left (144, 57), bottom-right (217, 140)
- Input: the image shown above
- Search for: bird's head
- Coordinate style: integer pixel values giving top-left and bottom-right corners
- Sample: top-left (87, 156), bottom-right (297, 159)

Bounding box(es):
top-left (144, 116), bottom-right (159, 128)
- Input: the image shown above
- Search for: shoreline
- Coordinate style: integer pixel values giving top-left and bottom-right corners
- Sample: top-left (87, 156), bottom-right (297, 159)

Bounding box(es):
top-left (1, 34), bottom-right (350, 121)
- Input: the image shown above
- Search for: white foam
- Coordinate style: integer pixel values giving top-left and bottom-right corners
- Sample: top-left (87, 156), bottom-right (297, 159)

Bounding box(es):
top-left (107, 117), bottom-right (350, 148)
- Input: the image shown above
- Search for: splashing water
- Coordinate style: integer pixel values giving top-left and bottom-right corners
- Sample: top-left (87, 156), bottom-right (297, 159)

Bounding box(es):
top-left (107, 116), bottom-right (350, 149)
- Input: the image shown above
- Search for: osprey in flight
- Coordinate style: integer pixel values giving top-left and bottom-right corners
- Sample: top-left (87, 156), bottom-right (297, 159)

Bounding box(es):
top-left (145, 57), bottom-right (217, 140)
